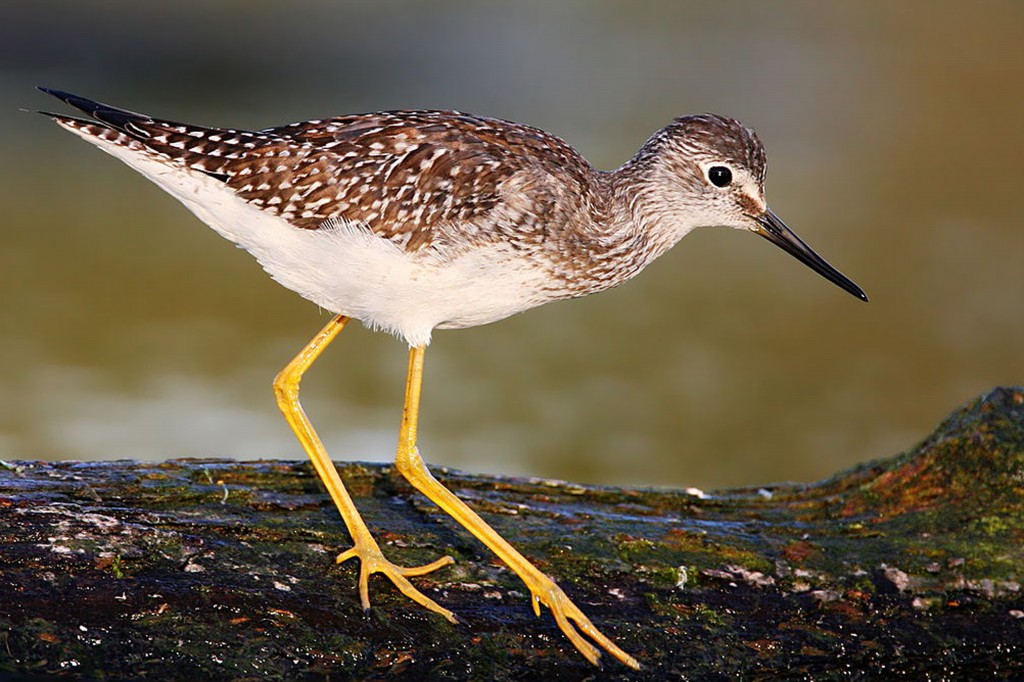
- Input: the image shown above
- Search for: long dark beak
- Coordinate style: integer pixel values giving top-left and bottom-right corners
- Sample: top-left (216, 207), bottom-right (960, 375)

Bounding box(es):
top-left (754, 209), bottom-right (868, 301)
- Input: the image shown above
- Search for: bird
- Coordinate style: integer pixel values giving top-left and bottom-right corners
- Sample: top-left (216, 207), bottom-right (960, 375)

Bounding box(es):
top-left (38, 87), bottom-right (866, 670)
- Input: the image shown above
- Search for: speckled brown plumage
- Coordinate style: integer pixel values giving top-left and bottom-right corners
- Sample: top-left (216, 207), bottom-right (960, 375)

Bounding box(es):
top-left (51, 105), bottom-right (599, 244)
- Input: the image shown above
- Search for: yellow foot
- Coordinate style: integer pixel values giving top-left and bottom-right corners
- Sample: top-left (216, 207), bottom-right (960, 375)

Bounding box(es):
top-left (528, 572), bottom-right (641, 670)
top-left (336, 543), bottom-right (457, 623)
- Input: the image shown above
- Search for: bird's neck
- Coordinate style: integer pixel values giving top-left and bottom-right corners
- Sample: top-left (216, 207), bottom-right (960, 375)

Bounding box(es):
top-left (589, 157), bottom-right (697, 269)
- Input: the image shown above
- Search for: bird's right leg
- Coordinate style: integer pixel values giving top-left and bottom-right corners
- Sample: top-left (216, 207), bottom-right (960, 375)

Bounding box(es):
top-left (273, 314), bottom-right (455, 622)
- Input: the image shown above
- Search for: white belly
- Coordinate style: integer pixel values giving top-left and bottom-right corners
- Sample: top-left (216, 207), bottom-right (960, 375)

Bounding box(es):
top-left (240, 216), bottom-right (555, 346)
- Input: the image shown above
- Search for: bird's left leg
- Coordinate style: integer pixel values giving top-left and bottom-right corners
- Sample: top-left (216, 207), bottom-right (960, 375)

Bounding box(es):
top-left (391, 345), bottom-right (640, 669)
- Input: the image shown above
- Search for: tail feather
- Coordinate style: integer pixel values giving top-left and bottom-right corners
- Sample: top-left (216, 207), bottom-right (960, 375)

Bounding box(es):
top-left (37, 87), bottom-right (247, 183)
top-left (37, 87), bottom-right (153, 136)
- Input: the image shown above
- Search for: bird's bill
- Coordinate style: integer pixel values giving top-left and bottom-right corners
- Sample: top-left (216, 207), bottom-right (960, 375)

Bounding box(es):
top-left (754, 209), bottom-right (868, 301)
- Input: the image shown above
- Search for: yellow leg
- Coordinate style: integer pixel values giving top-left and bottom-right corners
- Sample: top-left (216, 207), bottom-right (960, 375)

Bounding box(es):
top-left (273, 315), bottom-right (455, 622)
top-left (393, 346), bottom-right (641, 670)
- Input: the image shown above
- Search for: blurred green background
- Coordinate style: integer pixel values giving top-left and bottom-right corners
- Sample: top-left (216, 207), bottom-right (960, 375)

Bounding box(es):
top-left (2, 1), bottom-right (1022, 489)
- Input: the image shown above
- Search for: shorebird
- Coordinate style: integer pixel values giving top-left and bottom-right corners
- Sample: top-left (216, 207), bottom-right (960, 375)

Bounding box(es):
top-left (39, 87), bottom-right (866, 669)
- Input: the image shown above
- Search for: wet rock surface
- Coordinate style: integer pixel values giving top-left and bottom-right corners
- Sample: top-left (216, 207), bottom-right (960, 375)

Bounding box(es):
top-left (2, 387), bottom-right (1023, 680)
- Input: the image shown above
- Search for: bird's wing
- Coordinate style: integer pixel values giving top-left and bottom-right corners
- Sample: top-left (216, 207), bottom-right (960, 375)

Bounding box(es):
top-left (39, 89), bottom-right (591, 254)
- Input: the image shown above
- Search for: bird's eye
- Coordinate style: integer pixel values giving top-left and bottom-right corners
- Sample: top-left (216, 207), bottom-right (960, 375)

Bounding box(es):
top-left (708, 166), bottom-right (732, 188)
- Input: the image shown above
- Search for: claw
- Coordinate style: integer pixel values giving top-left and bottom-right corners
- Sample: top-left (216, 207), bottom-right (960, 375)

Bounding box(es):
top-left (530, 577), bottom-right (641, 670)
top-left (335, 542), bottom-right (457, 624)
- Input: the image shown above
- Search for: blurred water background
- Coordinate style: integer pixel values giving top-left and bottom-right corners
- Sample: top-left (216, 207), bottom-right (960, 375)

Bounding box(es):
top-left (2, 1), bottom-right (1022, 489)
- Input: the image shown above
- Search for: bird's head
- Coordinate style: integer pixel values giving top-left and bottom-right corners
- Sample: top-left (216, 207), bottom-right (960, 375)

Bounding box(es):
top-left (636, 114), bottom-right (867, 301)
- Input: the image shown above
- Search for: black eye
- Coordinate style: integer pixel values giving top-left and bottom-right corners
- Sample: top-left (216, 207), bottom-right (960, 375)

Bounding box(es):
top-left (708, 166), bottom-right (732, 188)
